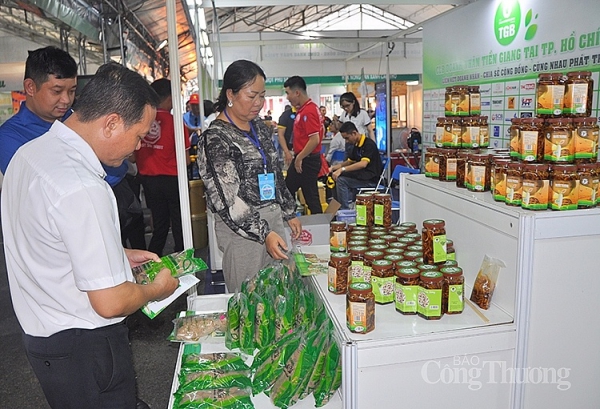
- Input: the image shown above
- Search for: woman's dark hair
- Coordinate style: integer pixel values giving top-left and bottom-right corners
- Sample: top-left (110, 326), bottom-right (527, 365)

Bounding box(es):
top-left (73, 62), bottom-right (160, 127)
top-left (24, 46), bottom-right (77, 87)
top-left (339, 92), bottom-right (361, 117)
top-left (214, 60), bottom-right (266, 112)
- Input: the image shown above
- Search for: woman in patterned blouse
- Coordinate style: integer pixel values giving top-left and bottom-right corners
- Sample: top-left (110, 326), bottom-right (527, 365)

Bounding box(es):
top-left (197, 60), bottom-right (302, 291)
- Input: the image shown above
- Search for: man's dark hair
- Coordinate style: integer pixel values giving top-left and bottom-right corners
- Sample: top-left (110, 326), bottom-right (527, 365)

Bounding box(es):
top-left (73, 62), bottom-right (159, 127)
top-left (283, 75), bottom-right (307, 92)
top-left (339, 121), bottom-right (358, 134)
top-left (24, 46), bottom-right (77, 87)
top-left (215, 60), bottom-right (266, 112)
top-left (203, 100), bottom-right (214, 115)
top-left (150, 78), bottom-right (171, 101)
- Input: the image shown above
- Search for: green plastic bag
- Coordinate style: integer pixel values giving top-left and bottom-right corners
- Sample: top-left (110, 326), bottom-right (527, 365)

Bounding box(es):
top-left (132, 248), bottom-right (207, 284)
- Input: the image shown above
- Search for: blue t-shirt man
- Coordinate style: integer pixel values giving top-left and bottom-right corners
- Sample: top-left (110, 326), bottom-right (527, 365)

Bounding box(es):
top-left (0, 102), bottom-right (125, 185)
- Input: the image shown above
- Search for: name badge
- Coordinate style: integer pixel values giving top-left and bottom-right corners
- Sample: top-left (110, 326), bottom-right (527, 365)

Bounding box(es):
top-left (258, 173), bottom-right (276, 201)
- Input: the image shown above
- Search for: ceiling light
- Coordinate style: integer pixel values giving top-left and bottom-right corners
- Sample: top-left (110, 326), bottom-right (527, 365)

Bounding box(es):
top-left (156, 39), bottom-right (168, 51)
top-left (406, 80), bottom-right (419, 86)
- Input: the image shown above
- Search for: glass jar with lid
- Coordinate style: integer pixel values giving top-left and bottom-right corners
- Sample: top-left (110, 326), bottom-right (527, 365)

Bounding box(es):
top-left (478, 116), bottom-right (490, 148)
top-left (435, 117), bottom-right (447, 148)
top-left (362, 250), bottom-right (384, 283)
top-left (492, 158), bottom-right (511, 202)
top-left (536, 72), bottom-right (565, 117)
top-left (455, 85), bottom-right (470, 116)
top-left (466, 153), bottom-right (491, 192)
top-left (446, 239), bottom-right (456, 261)
top-left (438, 148), bottom-right (458, 182)
top-left (441, 266), bottom-right (464, 314)
top-left (521, 163), bottom-right (551, 210)
top-left (577, 163), bottom-right (598, 208)
top-left (444, 87), bottom-right (455, 116)
top-left (449, 118), bottom-right (463, 148)
top-left (519, 118), bottom-right (545, 162)
top-left (461, 116), bottom-right (481, 148)
top-left (384, 254), bottom-right (404, 273)
top-left (424, 147), bottom-right (439, 178)
top-left (564, 71), bottom-right (593, 117)
top-left (550, 164), bottom-right (579, 210)
top-left (400, 222), bottom-right (418, 233)
top-left (505, 162), bottom-right (523, 206)
top-left (422, 219), bottom-right (447, 265)
top-left (373, 193), bottom-right (392, 227)
top-left (346, 282), bottom-right (375, 334)
top-left (395, 267), bottom-right (421, 315)
top-left (328, 252), bottom-right (351, 295)
top-left (573, 117), bottom-right (599, 163)
top-left (355, 193), bottom-right (374, 227)
top-left (417, 271), bottom-right (444, 320)
top-left (469, 86), bottom-right (481, 116)
top-left (544, 117), bottom-right (574, 163)
top-left (371, 259), bottom-right (395, 305)
top-left (330, 220), bottom-right (347, 253)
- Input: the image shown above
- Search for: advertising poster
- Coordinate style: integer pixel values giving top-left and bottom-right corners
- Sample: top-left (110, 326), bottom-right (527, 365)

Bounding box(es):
top-left (422, 0), bottom-right (600, 147)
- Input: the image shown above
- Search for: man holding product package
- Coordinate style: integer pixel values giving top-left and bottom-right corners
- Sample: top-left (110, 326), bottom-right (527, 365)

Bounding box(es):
top-left (1, 62), bottom-right (179, 408)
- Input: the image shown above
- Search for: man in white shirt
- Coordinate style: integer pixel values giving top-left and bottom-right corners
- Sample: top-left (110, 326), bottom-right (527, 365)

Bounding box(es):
top-left (1, 62), bottom-right (179, 408)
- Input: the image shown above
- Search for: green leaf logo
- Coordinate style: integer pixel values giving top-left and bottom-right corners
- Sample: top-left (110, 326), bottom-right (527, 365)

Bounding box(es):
top-left (524, 9), bottom-right (538, 41)
top-left (494, 0), bottom-right (521, 46)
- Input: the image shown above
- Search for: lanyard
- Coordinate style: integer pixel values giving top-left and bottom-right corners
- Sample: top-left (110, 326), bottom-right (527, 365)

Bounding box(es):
top-left (223, 109), bottom-right (268, 173)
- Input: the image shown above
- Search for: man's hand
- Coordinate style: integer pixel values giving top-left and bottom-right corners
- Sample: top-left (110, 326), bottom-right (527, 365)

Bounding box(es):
top-left (265, 231), bottom-right (289, 260)
top-left (332, 168), bottom-right (344, 181)
top-left (294, 156), bottom-right (303, 173)
top-left (283, 151), bottom-right (293, 167)
top-left (287, 217), bottom-right (302, 240)
top-left (151, 268), bottom-right (180, 301)
top-left (124, 248), bottom-right (161, 267)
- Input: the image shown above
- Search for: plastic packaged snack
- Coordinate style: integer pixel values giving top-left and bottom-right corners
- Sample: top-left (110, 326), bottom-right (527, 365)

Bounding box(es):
top-left (172, 386), bottom-right (254, 409)
top-left (225, 294), bottom-right (241, 350)
top-left (132, 248), bottom-right (207, 284)
top-left (238, 293), bottom-right (256, 354)
top-left (469, 255), bottom-right (506, 310)
top-left (169, 312), bottom-right (227, 343)
top-left (313, 339), bottom-right (342, 407)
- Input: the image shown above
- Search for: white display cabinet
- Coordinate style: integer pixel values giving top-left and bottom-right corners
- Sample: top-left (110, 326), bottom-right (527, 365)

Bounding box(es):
top-left (398, 174), bottom-right (600, 409)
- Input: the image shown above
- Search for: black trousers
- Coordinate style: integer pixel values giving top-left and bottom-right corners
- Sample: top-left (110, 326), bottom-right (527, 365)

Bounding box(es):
top-left (23, 322), bottom-right (136, 409)
top-left (139, 174), bottom-right (184, 256)
top-left (285, 153), bottom-right (323, 214)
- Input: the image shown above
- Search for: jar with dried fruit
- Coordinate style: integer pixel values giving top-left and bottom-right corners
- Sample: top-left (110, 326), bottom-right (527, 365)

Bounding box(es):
top-left (505, 162), bottom-right (523, 206)
top-left (373, 193), bottom-right (392, 227)
top-left (441, 266), bottom-right (464, 314)
top-left (461, 116), bottom-right (480, 148)
top-left (347, 282), bottom-right (375, 334)
top-left (573, 117), bottom-right (599, 163)
top-left (519, 118), bottom-right (545, 163)
top-left (446, 239), bottom-right (456, 261)
top-left (521, 163), bottom-right (551, 210)
top-left (395, 267), bottom-right (421, 315)
top-left (469, 86), bottom-right (481, 116)
top-left (422, 219), bottom-right (447, 265)
top-left (456, 151), bottom-right (471, 188)
top-left (362, 250), bottom-right (384, 283)
top-left (349, 245), bottom-right (368, 285)
top-left (438, 148), bottom-right (458, 182)
top-left (577, 163), bottom-right (598, 208)
top-left (417, 271), bottom-right (444, 320)
top-left (355, 193), bottom-right (374, 226)
top-left (536, 72), bottom-right (565, 117)
top-left (509, 118), bottom-right (521, 161)
top-left (492, 158), bottom-right (511, 202)
top-left (466, 153), bottom-right (491, 192)
top-left (544, 117), bottom-right (574, 163)
top-left (564, 71), bottom-right (593, 117)
top-left (550, 164), bottom-right (579, 210)
top-left (330, 221), bottom-right (347, 253)
top-left (328, 252), bottom-right (351, 295)
top-left (371, 259), bottom-right (395, 304)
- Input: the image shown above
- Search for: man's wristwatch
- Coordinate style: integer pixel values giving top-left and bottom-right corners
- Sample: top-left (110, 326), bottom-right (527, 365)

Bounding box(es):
top-left (341, 167), bottom-right (346, 172)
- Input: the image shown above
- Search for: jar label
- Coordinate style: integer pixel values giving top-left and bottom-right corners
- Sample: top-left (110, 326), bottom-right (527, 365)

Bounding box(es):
top-left (493, 173), bottom-right (507, 201)
top-left (510, 130), bottom-right (520, 158)
top-left (505, 176), bottom-right (522, 205)
top-left (446, 158), bottom-right (457, 180)
top-left (347, 301), bottom-right (367, 332)
top-left (536, 84), bottom-right (565, 116)
top-left (520, 130), bottom-right (540, 161)
top-left (574, 128), bottom-right (599, 159)
top-left (466, 165), bottom-right (486, 191)
top-left (350, 261), bottom-right (371, 283)
top-left (328, 265), bottom-right (338, 292)
top-left (425, 156), bottom-right (439, 178)
top-left (417, 288), bottom-right (442, 317)
top-left (544, 130), bottom-right (574, 162)
top-left (522, 180), bottom-right (550, 210)
top-left (395, 282), bottom-right (418, 313)
top-left (551, 180), bottom-right (578, 210)
top-left (462, 126), bottom-right (480, 148)
top-left (356, 204), bottom-right (367, 226)
top-left (447, 252), bottom-right (456, 261)
top-left (330, 231), bottom-right (347, 252)
top-left (479, 126), bottom-right (489, 147)
top-left (374, 203), bottom-right (384, 226)
top-left (448, 284), bottom-right (464, 313)
top-left (564, 83), bottom-right (589, 115)
top-left (433, 234), bottom-right (447, 263)
top-left (371, 275), bottom-right (395, 304)
top-left (470, 94), bottom-right (481, 115)
top-left (435, 126), bottom-right (444, 147)
top-left (578, 176), bottom-right (597, 207)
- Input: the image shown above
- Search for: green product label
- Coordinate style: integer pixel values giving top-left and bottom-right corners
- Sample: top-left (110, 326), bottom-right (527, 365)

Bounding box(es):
top-left (356, 205), bottom-right (367, 226)
top-left (447, 252), bottom-right (456, 261)
top-left (448, 284), bottom-right (464, 313)
top-left (350, 261), bottom-right (371, 283)
top-left (433, 234), bottom-right (447, 263)
top-left (550, 202), bottom-right (578, 211)
top-left (521, 201), bottom-right (548, 210)
top-left (395, 282), bottom-right (418, 313)
top-left (494, 193), bottom-right (506, 201)
top-left (374, 204), bottom-right (384, 225)
top-left (417, 287), bottom-right (442, 317)
top-left (347, 301), bottom-right (368, 332)
top-left (371, 275), bottom-right (395, 304)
